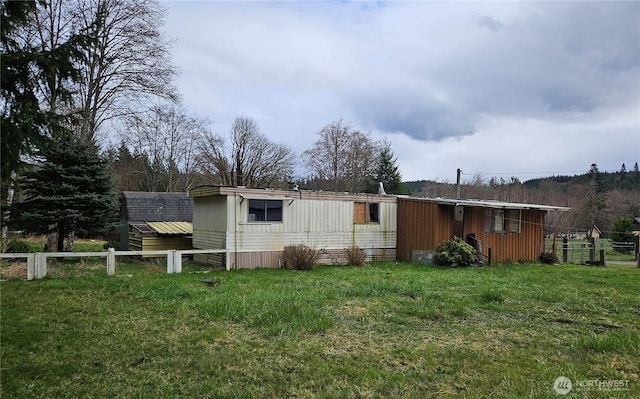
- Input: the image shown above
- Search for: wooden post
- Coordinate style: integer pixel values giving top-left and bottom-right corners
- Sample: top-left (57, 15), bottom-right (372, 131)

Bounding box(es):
top-left (174, 250), bottom-right (182, 274)
top-left (35, 253), bottom-right (47, 279)
top-left (26, 254), bottom-right (35, 281)
top-left (562, 237), bottom-right (568, 263)
top-left (589, 237), bottom-right (595, 262)
top-left (599, 249), bottom-right (605, 267)
top-left (487, 246), bottom-right (492, 266)
top-left (106, 248), bottom-right (116, 276)
top-left (166, 250), bottom-right (174, 274)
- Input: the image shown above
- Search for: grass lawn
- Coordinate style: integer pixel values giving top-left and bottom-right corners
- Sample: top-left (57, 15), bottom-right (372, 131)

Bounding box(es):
top-left (1, 260), bottom-right (638, 398)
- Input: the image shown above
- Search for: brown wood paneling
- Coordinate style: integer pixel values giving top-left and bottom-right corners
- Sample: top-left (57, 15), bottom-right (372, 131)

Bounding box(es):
top-left (353, 202), bottom-right (366, 223)
top-left (398, 197), bottom-right (548, 263)
top-left (463, 207), bottom-right (546, 262)
top-left (397, 198), bottom-right (452, 261)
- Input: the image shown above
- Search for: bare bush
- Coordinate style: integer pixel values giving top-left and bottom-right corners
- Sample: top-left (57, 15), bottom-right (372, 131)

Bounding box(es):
top-left (344, 245), bottom-right (367, 266)
top-left (282, 244), bottom-right (320, 271)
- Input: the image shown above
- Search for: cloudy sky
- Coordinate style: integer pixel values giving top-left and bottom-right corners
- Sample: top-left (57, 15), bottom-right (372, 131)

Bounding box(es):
top-left (161, 0), bottom-right (639, 183)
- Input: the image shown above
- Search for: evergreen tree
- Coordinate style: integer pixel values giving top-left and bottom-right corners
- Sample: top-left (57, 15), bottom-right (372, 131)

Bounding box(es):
top-left (578, 163), bottom-right (608, 230)
top-left (371, 140), bottom-right (406, 195)
top-left (8, 134), bottom-right (118, 251)
top-left (1, 0), bottom-right (82, 185)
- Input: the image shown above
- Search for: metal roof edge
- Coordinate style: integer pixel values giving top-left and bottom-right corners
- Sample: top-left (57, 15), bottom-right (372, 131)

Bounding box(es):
top-left (399, 196), bottom-right (570, 211)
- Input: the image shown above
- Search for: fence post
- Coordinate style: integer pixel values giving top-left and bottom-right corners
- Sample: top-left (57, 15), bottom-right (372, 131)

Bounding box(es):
top-left (174, 250), bottom-right (182, 274)
top-left (26, 254), bottom-right (35, 280)
top-left (166, 250), bottom-right (174, 274)
top-left (34, 253), bottom-right (47, 279)
top-left (106, 248), bottom-right (116, 276)
top-left (589, 237), bottom-right (595, 262)
top-left (562, 237), bottom-right (568, 263)
top-left (487, 247), bottom-right (492, 266)
top-left (599, 249), bottom-right (605, 267)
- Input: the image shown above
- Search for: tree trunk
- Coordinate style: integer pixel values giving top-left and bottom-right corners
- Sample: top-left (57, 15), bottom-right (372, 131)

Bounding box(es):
top-left (65, 231), bottom-right (75, 251)
top-left (46, 231), bottom-right (58, 252)
top-left (57, 223), bottom-right (65, 252)
top-left (1, 171), bottom-right (16, 252)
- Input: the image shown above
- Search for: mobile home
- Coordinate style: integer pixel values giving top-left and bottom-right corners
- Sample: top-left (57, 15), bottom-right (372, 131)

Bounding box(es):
top-left (188, 186), bottom-right (397, 269)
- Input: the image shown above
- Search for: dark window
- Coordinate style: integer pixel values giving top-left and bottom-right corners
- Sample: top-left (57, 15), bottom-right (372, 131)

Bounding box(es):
top-left (248, 199), bottom-right (283, 222)
top-left (354, 202), bottom-right (380, 223)
top-left (369, 203), bottom-right (379, 223)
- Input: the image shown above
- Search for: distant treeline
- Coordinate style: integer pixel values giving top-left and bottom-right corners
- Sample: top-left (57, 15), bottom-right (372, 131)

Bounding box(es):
top-left (403, 163), bottom-right (640, 235)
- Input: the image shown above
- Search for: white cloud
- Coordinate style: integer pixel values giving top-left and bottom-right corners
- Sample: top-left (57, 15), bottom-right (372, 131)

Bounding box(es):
top-left (161, 0), bottom-right (640, 182)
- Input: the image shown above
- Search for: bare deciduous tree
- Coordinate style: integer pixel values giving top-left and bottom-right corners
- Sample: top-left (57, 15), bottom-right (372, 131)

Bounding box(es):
top-left (196, 115), bottom-right (295, 188)
top-left (302, 119), bottom-right (379, 193)
top-left (24, 0), bottom-right (178, 143)
top-left (121, 104), bottom-right (208, 192)
top-left (75, 0), bottom-right (179, 142)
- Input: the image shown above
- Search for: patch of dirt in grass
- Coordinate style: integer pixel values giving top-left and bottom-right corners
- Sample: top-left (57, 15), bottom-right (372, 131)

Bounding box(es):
top-left (0, 262), bottom-right (27, 280)
top-left (335, 302), bottom-right (370, 317)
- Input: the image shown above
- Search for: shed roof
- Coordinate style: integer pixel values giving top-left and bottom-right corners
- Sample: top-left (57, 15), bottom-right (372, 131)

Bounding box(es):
top-left (399, 196), bottom-right (570, 212)
top-left (146, 221), bottom-right (193, 235)
top-left (121, 192), bottom-right (193, 223)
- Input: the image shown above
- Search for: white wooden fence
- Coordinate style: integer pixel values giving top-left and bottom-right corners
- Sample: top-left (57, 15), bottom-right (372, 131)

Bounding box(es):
top-left (0, 248), bottom-right (228, 280)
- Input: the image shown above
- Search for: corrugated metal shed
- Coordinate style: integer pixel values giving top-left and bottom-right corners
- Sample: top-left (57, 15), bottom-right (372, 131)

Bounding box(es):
top-left (119, 192), bottom-right (194, 250)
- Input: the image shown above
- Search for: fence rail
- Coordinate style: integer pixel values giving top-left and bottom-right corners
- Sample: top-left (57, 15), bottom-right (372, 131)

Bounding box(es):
top-left (0, 248), bottom-right (228, 280)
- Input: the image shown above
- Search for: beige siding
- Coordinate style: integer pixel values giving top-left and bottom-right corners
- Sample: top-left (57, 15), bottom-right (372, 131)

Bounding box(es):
top-left (192, 196), bottom-right (227, 249)
top-left (228, 198), bottom-right (396, 253)
top-left (190, 188), bottom-right (397, 268)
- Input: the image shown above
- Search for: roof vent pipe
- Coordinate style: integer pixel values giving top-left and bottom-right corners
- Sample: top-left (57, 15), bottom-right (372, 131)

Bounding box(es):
top-left (456, 168), bottom-right (462, 199)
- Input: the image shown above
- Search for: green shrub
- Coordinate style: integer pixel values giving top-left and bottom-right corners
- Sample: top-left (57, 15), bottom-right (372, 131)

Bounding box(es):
top-left (433, 237), bottom-right (477, 267)
top-left (282, 244), bottom-right (320, 270)
top-left (5, 239), bottom-right (32, 253)
top-left (539, 251), bottom-right (559, 264)
top-left (344, 245), bottom-right (367, 266)
top-left (103, 241), bottom-right (120, 250)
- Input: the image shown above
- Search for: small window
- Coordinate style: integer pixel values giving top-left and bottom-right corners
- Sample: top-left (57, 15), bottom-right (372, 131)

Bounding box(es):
top-left (506, 209), bottom-right (521, 233)
top-left (484, 208), bottom-right (521, 233)
top-left (354, 202), bottom-right (380, 224)
top-left (369, 203), bottom-right (379, 223)
top-left (248, 199), bottom-right (283, 222)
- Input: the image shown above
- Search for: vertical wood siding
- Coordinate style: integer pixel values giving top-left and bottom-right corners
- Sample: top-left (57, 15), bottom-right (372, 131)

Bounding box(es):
top-left (397, 198), bottom-right (452, 261)
top-left (397, 197), bottom-right (547, 262)
top-left (464, 207), bottom-right (546, 262)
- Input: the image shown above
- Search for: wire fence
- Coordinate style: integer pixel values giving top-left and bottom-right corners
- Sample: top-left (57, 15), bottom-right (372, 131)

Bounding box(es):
top-left (544, 237), bottom-right (638, 264)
